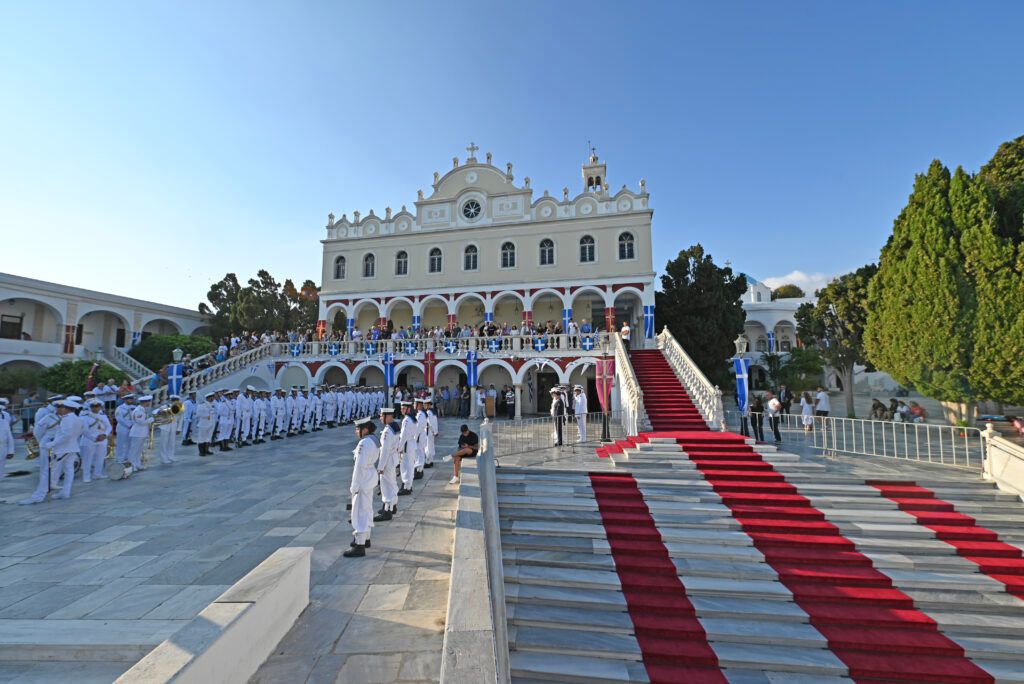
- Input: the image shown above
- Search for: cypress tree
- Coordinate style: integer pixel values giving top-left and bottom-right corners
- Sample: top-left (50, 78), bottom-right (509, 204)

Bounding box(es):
top-left (865, 161), bottom-right (976, 418)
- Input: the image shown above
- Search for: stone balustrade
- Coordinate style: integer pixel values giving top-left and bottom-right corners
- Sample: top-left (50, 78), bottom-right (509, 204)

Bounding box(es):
top-left (657, 326), bottom-right (725, 430)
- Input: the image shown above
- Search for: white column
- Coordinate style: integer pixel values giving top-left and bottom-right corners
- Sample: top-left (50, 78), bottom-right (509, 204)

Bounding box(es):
top-left (514, 384), bottom-right (522, 419)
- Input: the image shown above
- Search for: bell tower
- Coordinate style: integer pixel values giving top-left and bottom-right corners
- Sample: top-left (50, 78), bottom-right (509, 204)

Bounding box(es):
top-left (581, 145), bottom-right (606, 193)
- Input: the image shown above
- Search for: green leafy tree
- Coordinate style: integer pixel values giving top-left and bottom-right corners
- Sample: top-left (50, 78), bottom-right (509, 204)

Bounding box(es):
top-left (655, 244), bottom-right (747, 386)
top-left (0, 366), bottom-right (43, 396)
top-left (39, 361), bottom-right (128, 395)
top-left (283, 279), bottom-right (320, 329)
top-left (759, 351), bottom-right (785, 388)
top-left (977, 134), bottom-right (1024, 240)
top-left (199, 270), bottom-right (320, 337)
top-left (778, 347), bottom-right (825, 393)
top-left (128, 334), bottom-right (216, 370)
top-left (796, 263), bottom-right (878, 417)
top-left (199, 273), bottom-right (242, 338)
top-left (771, 284), bottom-right (806, 300)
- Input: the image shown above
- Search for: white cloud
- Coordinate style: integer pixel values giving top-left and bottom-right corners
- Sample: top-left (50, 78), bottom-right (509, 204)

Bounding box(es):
top-left (760, 270), bottom-right (833, 296)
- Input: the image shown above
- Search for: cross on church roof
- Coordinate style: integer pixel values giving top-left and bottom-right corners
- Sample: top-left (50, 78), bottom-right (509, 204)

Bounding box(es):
top-left (466, 142), bottom-right (479, 157)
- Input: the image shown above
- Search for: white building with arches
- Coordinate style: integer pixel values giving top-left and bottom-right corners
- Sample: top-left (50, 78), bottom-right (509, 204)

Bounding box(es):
top-left (738, 277), bottom-right (814, 389)
top-left (0, 272), bottom-right (209, 375)
top-left (314, 145), bottom-right (657, 414)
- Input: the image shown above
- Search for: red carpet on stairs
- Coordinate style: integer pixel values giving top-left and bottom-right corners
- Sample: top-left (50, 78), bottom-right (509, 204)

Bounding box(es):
top-left (630, 350), bottom-right (710, 431)
top-left (869, 481), bottom-right (1024, 599)
top-left (588, 473), bottom-right (727, 684)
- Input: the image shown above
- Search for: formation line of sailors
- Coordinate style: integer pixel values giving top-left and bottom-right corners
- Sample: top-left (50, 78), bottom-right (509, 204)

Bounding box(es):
top-left (344, 395), bottom-right (440, 558)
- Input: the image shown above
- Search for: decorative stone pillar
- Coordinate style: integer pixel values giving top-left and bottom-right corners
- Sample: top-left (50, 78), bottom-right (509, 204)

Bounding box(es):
top-left (514, 384), bottom-right (523, 419)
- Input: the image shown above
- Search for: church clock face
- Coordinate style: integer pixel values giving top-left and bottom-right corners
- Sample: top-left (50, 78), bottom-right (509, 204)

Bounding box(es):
top-left (461, 199), bottom-right (482, 220)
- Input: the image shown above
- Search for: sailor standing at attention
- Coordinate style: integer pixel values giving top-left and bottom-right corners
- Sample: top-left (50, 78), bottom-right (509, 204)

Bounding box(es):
top-left (114, 394), bottom-right (136, 463)
top-left (237, 387), bottom-right (254, 447)
top-left (423, 397), bottom-right (437, 469)
top-left (397, 401), bottom-right (417, 496)
top-left (181, 391), bottom-right (197, 446)
top-left (128, 396), bottom-right (154, 471)
top-left (216, 391), bottom-right (234, 451)
top-left (155, 396), bottom-right (179, 465)
top-left (375, 406), bottom-right (401, 520)
top-left (413, 397), bottom-right (428, 480)
top-left (0, 398), bottom-right (14, 478)
top-left (344, 416), bottom-right (380, 558)
top-left (272, 389), bottom-right (287, 439)
top-left (195, 392), bottom-right (217, 457)
top-left (573, 385), bottom-right (588, 443)
top-left (79, 399), bottom-right (110, 481)
top-left (36, 399), bottom-right (84, 502)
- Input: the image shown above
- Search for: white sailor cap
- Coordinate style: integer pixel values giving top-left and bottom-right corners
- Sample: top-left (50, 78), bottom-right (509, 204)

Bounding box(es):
top-left (549, 387), bottom-right (561, 394)
top-left (423, 396), bottom-right (433, 403)
top-left (83, 390), bottom-right (96, 396)
top-left (87, 398), bottom-right (103, 407)
top-left (0, 398), bottom-right (9, 405)
top-left (379, 407), bottom-right (395, 414)
top-left (47, 394), bottom-right (65, 403)
top-left (60, 399), bottom-right (82, 409)
top-left (66, 395), bottom-right (83, 403)
top-left (205, 391), bottom-right (217, 399)
top-left (400, 400), bottom-right (413, 406)
top-left (246, 385), bottom-right (255, 391)
top-left (122, 393), bottom-right (136, 400)
top-left (169, 394), bottom-right (181, 400)
top-left (573, 385), bottom-right (583, 391)
top-left (139, 395), bottom-right (153, 403)
top-left (354, 416), bottom-right (373, 427)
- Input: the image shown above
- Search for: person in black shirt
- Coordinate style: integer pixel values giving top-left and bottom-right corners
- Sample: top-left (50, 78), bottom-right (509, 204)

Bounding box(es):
top-left (550, 388), bottom-right (565, 446)
top-left (443, 424), bottom-right (479, 484)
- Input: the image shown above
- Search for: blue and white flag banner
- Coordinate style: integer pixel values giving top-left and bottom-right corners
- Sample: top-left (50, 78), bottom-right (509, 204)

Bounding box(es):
top-left (365, 342), bottom-right (376, 356)
top-left (444, 340), bottom-right (458, 355)
top-left (383, 352), bottom-right (395, 386)
top-left (167, 363), bottom-right (184, 396)
top-left (766, 332), bottom-right (776, 353)
top-left (466, 351), bottom-right (478, 386)
top-left (289, 343), bottom-right (302, 357)
top-left (411, 315), bottom-right (422, 331)
top-left (131, 331), bottom-right (142, 348)
top-left (328, 343), bottom-right (340, 356)
top-left (580, 336), bottom-right (594, 352)
top-left (487, 338), bottom-right (501, 353)
top-left (266, 362), bottom-right (275, 375)
top-left (643, 305), bottom-right (655, 339)
top-left (404, 341), bottom-right (416, 355)
top-left (484, 311), bottom-right (494, 323)
top-left (533, 337), bottom-right (547, 352)
top-left (733, 357), bottom-right (751, 413)
top-left (347, 318), bottom-right (355, 336)
top-left (562, 308), bottom-right (572, 334)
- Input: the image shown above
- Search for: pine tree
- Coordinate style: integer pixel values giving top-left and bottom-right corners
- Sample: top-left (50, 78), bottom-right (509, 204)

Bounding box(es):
top-left (865, 161), bottom-right (976, 419)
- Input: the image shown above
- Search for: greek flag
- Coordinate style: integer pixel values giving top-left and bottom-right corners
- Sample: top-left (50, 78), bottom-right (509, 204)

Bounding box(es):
top-left (733, 357), bottom-right (751, 413)
top-left (347, 318), bottom-right (355, 336)
top-left (167, 363), bottom-right (183, 396)
top-left (404, 341), bottom-right (416, 355)
top-left (533, 337), bottom-right (547, 352)
top-left (328, 343), bottom-right (340, 356)
top-left (130, 331), bottom-right (142, 348)
top-left (561, 308), bottom-right (572, 333)
top-left (766, 332), bottom-right (776, 353)
top-left (466, 351), bottom-right (478, 386)
top-left (383, 352), bottom-right (395, 386)
top-left (444, 340), bottom-right (458, 355)
top-left (411, 315), bottom-right (421, 332)
top-left (643, 305), bottom-right (655, 339)
top-left (289, 343), bottom-right (302, 357)
top-left (581, 336), bottom-right (594, 352)
top-left (365, 342), bottom-right (376, 356)
top-left (484, 311), bottom-right (494, 323)
top-left (487, 338), bottom-right (501, 352)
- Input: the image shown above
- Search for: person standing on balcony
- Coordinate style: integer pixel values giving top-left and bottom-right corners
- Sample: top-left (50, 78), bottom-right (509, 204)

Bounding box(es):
top-left (620, 321), bottom-right (631, 351)
top-left (573, 385), bottom-right (588, 442)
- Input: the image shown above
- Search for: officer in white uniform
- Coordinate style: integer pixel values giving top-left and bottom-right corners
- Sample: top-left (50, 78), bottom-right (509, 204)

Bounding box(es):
top-left (128, 396), bottom-right (154, 470)
top-left (114, 394), bottom-right (136, 463)
top-left (237, 387), bottom-right (254, 447)
top-left (272, 389), bottom-right (286, 439)
top-left (344, 416), bottom-right (380, 558)
top-left (573, 385), bottom-right (588, 443)
top-left (195, 392), bottom-right (217, 456)
top-left (397, 401), bottom-right (417, 495)
top-left (155, 396), bottom-right (178, 465)
top-left (423, 397), bottom-right (438, 468)
top-left (80, 399), bottom-right (111, 481)
top-left (181, 391), bottom-right (197, 446)
top-left (0, 398), bottom-right (15, 478)
top-left (22, 398), bottom-right (83, 503)
top-left (413, 398), bottom-right (428, 479)
top-left (216, 391), bottom-right (233, 451)
top-left (375, 406), bottom-right (400, 520)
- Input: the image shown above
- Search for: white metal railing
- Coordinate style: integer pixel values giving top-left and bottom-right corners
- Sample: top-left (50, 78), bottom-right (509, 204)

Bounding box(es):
top-left (657, 326), bottom-right (725, 430)
top-left (104, 347), bottom-right (153, 380)
top-left (724, 410), bottom-right (986, 470)
top-left (611, 332), bottom-right (647, 435)
top-left (490, 411), bottom-right (626, 456)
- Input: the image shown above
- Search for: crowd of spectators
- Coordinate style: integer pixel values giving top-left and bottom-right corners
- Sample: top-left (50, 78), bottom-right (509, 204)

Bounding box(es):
top-left (869, 397), bottom-right (928, 423)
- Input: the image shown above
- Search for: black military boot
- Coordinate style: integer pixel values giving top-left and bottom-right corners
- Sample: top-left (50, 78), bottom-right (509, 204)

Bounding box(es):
top-left (343, 543), bottom-right (365, 558)
top-left (349, 538), bottom-right (371, 548)
top-left (374, 510), bottom-right (393, 522)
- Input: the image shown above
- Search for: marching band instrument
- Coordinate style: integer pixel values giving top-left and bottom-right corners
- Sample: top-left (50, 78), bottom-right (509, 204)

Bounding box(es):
top-left (25, 434), bottom-right (40, 460)
top-left (105, 460), bottom-right (134, 480)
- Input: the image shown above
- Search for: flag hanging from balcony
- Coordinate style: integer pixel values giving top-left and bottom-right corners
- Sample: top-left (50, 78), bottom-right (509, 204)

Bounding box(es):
top-left (411, 315), bottom-right (422, 332)
top-left (766, 331), bottom-right (776, 353)
top-left (347, 317), bottom-right (355, 336)
top-left (562, 308), bottom-right (572, 334)
top-left (289, 343), bottom-right (302, 357)
top-left (533, 337), bottom-right (547, 352)
top-left (596, 358), bottom-right (616, 412)
top-left (131, 331), bottom-right (141, 348)
top-left (365, 342), bottom-right (376, 356)
top-left (167, 363), bottom-right (184, 396)
top-left (487, 338), bottom-right (501, 353)
top-left (383, 352), bottom-right (395, 386)
top-left (316, 319), bottom-right (327, 340)
top-left (404, 341), bottom-right (416, 355)
top-left (328, 343), bottom-right (340, 356)
top-left (444, 340), bottom-right (458, 355)
top-left (580, 336), bottom-right (594, 352)
top-left (466, 351), bottom-right (478, 386)
top-left (643, 305), bottom-right (655, 339)
top-left (484, 310), bottom-right (494, 323)
top-left (733, 357), bottom-right (751, 413)
top-left (424, 351), bottom-right (436, 386)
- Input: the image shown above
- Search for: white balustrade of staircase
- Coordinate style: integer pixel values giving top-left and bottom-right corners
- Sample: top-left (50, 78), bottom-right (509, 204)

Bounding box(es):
top-left (104, 347), bottom-right (153, 380)
top-left (611, 332), bottom-right (649, 435)
top-left (982, 423), bottom-right (1024, 497)
top-left (656, 326), bottom-right (725, 430)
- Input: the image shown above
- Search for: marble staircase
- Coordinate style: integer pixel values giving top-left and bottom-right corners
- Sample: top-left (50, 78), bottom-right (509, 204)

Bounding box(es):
top-left (495, 348), bottom-right (1024, 684)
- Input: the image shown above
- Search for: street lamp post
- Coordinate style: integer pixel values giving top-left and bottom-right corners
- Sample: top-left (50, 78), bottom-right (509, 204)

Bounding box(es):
top-left (172, 348), bottom-right (184, 363)
top-left (733, 334), bottom-right (750, 437)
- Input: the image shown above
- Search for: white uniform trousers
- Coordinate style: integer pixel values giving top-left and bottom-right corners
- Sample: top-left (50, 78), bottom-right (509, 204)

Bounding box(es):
top-left (240, 413), bottom-right (252, 441)
top-left (413, 439), bottom-right (425, 469)
top-left (128, 434), bottom-right (146, 469)
top-left (424, 435), bottom-right (435, 465)
top-left (275, 411), bottom-right (287, 436)
top-left (157, 425), bottom-right (176, 464)
top-left (79, 441), bottom-right (101, 482)
top-left (350, 489), bottom-right (374, 544)
top-left (115, 425), bottom-right (131, 463)
top-left (577, 415), bottom-right (587, 443)
top-left (216, 419), bottom-right (232, 442)
top-left (91, 440), bottom-right (108, 479)
top-left (181, 414), bottom-right (193, 441)
top-left (400, 445), bottom-right (416, 488)
top-left (197, 422), bottom-right (216, 445)
top-left (379, 466), bottom-right (398, 510)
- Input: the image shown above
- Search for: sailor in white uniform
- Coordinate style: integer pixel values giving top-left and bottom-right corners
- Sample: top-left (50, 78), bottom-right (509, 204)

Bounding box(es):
top-left (344, 416), bottom-right (380, 558)
top-left (195, 392), bottom-right (217, 456)
top-left (181, 391), bottom-right (197, 446)
top-left (21, 398), bottom-right (83, 503)
top-left (114, 394), bottom-right (136, 463)
top-left (413, 397), bottom-right (428, 479)
top-left (216, 391), bottom-right (234, 451)
top-left (128, 396), bottom-right (154, 470)
top-left (423, 397), bottom-right (438, 468)
top-left (80, 399), bottom-right (111, 481)
top-left (375, 407), bottom-right (401, 520)
top-left (155, 396), bottom-right (179, 465)
top-left (397, 401), bottom-right (417, 495)
top-left (573, 385), bottom-right (588, 443)
top-left (0, 398), bottom-right (14, 478)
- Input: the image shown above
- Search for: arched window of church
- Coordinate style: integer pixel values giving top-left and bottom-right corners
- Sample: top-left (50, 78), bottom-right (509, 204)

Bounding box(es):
top-left (501, 242), bottom-right (516, 269)
top-left (579, 235), bottom-right (595, 263)
top-left (363, 254), bottom-right (375, 278)
top-left (539, 239), bottom-right (555, 266)
top-left (395, 251), bottom-right (408, 276)
top-left (333, 256), bottom-right (346, 280)
top-left (780, 338), bottom-right (792, 352)
top-left (595, 176), bottom-right (602, 188)
top-left (618, 232), bottom-right (635, 260)
top-left (429, 248), bottom-right (443, 273)
top-left (463, 245), bottom-right (478, 271)
top-left (756, 337), bottom-right (767, 352)
top-left (587, 176), bottom-right (594, 190)
top-left (755, 291), bottom-right (762, 302)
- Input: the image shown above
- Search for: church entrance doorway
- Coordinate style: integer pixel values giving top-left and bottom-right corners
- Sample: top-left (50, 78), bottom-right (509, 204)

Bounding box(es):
top-left (536, 371), bottom-right (559, 413)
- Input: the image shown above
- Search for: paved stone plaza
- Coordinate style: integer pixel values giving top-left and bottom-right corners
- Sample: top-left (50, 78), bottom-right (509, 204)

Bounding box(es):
top-left (0, 419), bottom-right (470, 683)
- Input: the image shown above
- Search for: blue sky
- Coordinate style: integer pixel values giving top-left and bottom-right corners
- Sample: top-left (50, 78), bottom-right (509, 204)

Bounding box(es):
top-left (2, 1), bottom-right (1022, 309)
